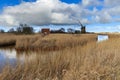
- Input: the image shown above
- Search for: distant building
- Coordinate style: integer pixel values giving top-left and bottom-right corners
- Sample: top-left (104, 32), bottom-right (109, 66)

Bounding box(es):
top-left (41, 28), bottom-right (50, 35)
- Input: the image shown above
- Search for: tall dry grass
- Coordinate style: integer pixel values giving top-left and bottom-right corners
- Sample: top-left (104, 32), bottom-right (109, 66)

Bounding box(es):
top-left (0, 33), bottom-right (16, 47)
top-left (1, 37), bottom-right (120, 80)
top-left (108, 34), bottom-right (120, 39)
top-left (0, 33), bottom-right (40, 47)
top-left (16, 34), bottom-right (97, 51)
top-left (0, 33), bottom-right (97, 50)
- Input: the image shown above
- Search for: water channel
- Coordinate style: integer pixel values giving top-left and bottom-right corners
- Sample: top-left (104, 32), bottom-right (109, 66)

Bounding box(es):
top-left (97, 35), bottom-right (109, 42)
top-left (0, 48), bottom-right (40, 72)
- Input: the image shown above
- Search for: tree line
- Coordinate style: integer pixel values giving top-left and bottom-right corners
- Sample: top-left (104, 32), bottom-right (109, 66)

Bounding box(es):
top-left (0, 24), bottom-right (81, 34)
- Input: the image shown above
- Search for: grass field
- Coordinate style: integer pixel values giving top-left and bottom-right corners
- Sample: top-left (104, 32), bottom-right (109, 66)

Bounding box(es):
top-left (1, 33), bottom-right (120, 80)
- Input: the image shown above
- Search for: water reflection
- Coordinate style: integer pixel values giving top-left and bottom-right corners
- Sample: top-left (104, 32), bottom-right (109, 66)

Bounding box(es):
top-left (0, 47), bottom-right (58, 72)
top-left (98, 35), bottom-right (109, 42)
top-left (0, 48), bottom-right (16, 72)
top-left (0, 48), bottom-right (38, 72)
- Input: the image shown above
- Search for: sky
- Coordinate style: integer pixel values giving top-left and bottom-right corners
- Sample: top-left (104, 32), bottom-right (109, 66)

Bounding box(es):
top-left (0, 0), bottom-right (120, 32)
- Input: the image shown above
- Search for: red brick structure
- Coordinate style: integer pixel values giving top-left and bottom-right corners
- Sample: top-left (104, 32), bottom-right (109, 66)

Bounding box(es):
top-left (41, 28), bottom-right (50, 35)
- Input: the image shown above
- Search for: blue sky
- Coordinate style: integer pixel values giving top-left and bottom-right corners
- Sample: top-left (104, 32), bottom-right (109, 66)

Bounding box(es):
top-left (0, 0), bottom-right (36, 9)
top-left (0, 0), bottom-right (80, 9)
top-left (0, 0), bottom-right (120, 32)
top-left (61, 0), bottom-right (81, 4)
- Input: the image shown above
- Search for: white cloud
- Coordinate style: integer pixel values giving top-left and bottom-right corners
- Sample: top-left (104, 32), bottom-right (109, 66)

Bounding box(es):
top-left (82, 0), bottom-right (100, 7)
top-left (94, 11), bottom-right (112, 23)
top-left (0, 0), bottom-right (119, 27)
top-left (107, 6), bottom-right (120, 16)
top-left (104, 0), bottom-right (120, 7)
top-left (0, 14), bottom-right (18, 26)
top-left (0, 0), bottom-right (92, 26)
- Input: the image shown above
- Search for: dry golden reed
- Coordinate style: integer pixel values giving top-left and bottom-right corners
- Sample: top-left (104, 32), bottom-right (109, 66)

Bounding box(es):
top-left (0, 33), bottom-right (97, 50)
top-left (0, 34), bottom-right (120, 80)
top-left (16, 34), bottom-right (97, 51)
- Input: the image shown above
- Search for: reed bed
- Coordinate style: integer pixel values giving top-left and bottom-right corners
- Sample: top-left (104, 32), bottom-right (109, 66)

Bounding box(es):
top-left (16, 34), bottom-right (97, 51)
top-left (0, 33), bottom-right (16, 47)
top-left (0, 33), bottom-right (41, 48)
top-left (1, 36), bottom-right (120, 80)
top-left (108, 34), bottom-right (120, 39)
top-left (0, 33), bottom-right (97, 50)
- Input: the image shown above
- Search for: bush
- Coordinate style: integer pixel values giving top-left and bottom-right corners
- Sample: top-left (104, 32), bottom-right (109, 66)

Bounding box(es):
top-left (0, 29), bottom-right (4, 33)
top-left (75, 30), bottom-right (80, 34)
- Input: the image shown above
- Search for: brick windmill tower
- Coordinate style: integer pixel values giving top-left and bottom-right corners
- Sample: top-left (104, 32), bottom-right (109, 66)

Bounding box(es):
top-left (78, 21), bottom-right (86, 33)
